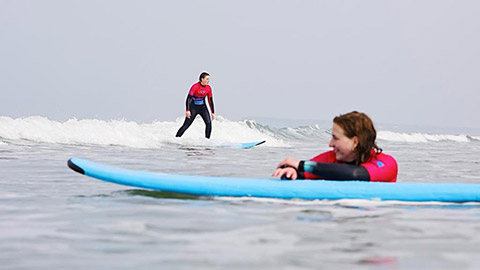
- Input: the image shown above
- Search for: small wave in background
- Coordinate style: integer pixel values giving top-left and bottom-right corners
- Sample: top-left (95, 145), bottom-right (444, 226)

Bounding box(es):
top-left (377, 131), bottom-right (472, 143)
top-left (0, 116), bottom-right (287, 148)
top-left (0, 115), bottom-right (478, 149)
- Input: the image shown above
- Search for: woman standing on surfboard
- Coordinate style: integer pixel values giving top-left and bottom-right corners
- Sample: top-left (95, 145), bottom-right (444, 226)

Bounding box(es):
top-left (176, 72), bottom-right (215, 139)
top-left (272, 111), bottom-right (398, 182)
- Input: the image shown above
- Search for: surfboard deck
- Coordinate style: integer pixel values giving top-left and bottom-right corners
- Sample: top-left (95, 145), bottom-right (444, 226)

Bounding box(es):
top-left (222, 140), bottom-right (266, 149)
top-left (169, 140), bottom-right (266, 149)
top-left (67, 158), bottom-right (480, 202)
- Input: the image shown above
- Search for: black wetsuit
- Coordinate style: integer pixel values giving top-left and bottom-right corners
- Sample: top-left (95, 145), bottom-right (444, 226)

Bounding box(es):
top-left (176, 88), bottom-right (215, 139)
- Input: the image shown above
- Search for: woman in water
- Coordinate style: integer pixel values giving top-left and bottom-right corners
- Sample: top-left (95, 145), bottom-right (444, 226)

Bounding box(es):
top-left (272, 111), bottom-right (398, 182)
top-left (176, 72), bottom-right (215, 139)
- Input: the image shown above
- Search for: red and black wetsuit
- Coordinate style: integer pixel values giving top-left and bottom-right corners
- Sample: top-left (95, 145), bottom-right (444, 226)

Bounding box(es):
top-left (176, 82), bottom-right (215, 138)
top-left (295, 150), bottom-right (398, 182)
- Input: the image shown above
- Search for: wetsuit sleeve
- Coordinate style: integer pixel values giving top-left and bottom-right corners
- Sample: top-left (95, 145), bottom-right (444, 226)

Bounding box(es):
top-left (297, 160), bottom-right (370, 181)
top-left (185, 94), bottom-right (193, 112)
top-left (208, 97), bottom-right (215, 114)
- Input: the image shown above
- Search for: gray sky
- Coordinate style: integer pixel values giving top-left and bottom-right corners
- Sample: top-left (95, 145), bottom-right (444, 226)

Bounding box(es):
top-left (1, 0), bottom-right (479, 129)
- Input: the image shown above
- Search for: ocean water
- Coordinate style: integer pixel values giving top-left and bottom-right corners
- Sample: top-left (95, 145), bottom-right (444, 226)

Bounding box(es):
top-left (1, 115), bottom-right (480, 270)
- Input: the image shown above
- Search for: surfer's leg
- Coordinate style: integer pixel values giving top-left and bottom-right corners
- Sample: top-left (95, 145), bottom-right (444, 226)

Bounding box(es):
top-left (205, 122), bottom-right (212, 139)
top-left (176, 108), bottom-right (198, 137)
top-left (199, 107), bottom-right (212, 139)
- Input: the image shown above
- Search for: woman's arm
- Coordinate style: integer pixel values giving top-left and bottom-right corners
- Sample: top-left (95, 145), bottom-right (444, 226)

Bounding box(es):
top-left (208, 96), bottom-right (215, 114)
top-left (298, 161), bottom-right (370, 181)
top-left (185, 94), bottom-right (193, 112)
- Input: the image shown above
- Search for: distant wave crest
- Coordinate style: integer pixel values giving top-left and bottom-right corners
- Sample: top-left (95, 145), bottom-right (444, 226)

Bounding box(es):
top-left (0, 116), bottom-right (476, 148)
top-left (0, 116), bottom-right (288, 148)
top-left (378, 131), bottom-right (471, 143)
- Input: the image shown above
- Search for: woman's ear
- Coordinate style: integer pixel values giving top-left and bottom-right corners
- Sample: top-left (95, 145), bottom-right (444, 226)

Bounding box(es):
top-left (352, 136), bottom-right (359, 150)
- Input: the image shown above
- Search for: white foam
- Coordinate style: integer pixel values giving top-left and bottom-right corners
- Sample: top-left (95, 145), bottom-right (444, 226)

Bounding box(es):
top-left (0, 116), bottom-right (288, 148)
top-left (378, 130), bottom-right (470, 143)
top-left (0, 115), bottom-right (475, 147)
top-left (277, 126), bottom-right (474, 144)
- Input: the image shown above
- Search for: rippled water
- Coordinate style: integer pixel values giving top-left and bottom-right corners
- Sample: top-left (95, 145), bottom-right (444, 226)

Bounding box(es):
top-left (1, 118), bottom-right (480, 269)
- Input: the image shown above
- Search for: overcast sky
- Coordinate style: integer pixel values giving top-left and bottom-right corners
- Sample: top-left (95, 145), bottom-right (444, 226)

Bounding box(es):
top-left (1, 0), bottom-right (479, 129)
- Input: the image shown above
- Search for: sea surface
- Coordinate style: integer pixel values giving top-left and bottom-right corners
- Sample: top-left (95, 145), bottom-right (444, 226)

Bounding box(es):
top-left (1, 115), bottom-right (480, 270)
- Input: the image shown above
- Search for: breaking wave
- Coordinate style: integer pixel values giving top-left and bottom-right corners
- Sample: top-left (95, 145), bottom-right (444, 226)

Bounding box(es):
top-left (0, 115), bottom-right (477, 148)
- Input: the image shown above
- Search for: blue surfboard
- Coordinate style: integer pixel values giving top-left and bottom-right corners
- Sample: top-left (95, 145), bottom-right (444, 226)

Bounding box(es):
top-left (222, 140), bottom-right (266, 149)
top-left (171, 140), bottom-right (266, 149)
top-left (67, 158), bottom-right (480, 202)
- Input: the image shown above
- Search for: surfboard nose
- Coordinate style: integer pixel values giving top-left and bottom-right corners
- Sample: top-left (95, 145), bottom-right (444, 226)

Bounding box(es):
top-left (68, 158), bottom-right (85, 175)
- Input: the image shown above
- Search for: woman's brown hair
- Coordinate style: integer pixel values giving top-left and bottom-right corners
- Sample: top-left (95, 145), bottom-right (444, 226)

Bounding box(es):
top-left (333, 111), bottom-right (382, 165)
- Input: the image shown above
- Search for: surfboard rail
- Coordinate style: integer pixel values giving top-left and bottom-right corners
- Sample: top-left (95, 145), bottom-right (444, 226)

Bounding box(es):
top-left (67, 158), bottom-right (480, 202)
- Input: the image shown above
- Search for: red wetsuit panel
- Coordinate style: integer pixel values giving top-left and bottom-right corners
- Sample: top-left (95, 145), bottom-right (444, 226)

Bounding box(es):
top-left (304, 150), bottom-right (398, 182)
top-left (188, 82), bottom-right (212, 98)
top-left (361, 151), bottom-right (398, 182)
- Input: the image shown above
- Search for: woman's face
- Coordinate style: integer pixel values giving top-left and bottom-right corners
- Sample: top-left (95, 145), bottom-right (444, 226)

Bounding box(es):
top-left (200, 76), bottom-right (210, 86)
top-left (328, 123), bottom-right (358, 162)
